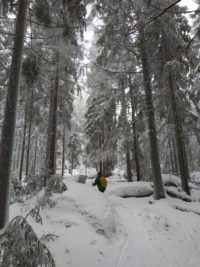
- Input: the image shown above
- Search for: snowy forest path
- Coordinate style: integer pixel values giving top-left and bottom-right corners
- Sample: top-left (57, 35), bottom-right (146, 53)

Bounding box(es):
top-left (105, 195), bottom-right (200, 267)
top-left (9, 179), bottom-right (200, 267)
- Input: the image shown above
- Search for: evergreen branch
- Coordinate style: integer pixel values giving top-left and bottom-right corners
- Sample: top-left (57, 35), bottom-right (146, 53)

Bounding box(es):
top-left (0, 15), bottom-right (81, 29)
top-left (168, 32), bottom-right (199, 59)
top-left (128, 0), bottom-right (181, 36)
top-left (173, 9), bottom-right (200, 14)
top-left (93, 62), bottom-right (142, 75)
top-left (148, 3), bottom-right (200, 14)
top-left (0, 30), bottom-right (59, 40)
top-left (144, 0), bottom-right (181, 27)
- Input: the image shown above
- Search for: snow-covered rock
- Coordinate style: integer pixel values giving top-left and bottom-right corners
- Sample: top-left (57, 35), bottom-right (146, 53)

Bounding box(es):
top-left (107, 181), bottom-right (153, 198)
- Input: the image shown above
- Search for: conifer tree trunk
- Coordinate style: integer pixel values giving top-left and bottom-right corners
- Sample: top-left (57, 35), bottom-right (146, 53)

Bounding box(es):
top-left (33, 131), bottom-right (38, 173)
top-left (129, 75), bottom-right (141, 181)
top-left (120, 79), bottom-right (133, 182)
top-left (25, 86), bottom-right (33, 178)
top-left (49, 60), bottom-right (59, 175)
top-left (61, 124), bottom-right (66, 177)
top-left (172, 139), bottom-right (179, 175)
top-left (101, 123), bottom-right (105, 174)
top-left (46, 85), bottom-right (54, 179)
top-left (71, 149), bottom-right (74, 174)
top-left (168, 71), bottom-right (190, 195)
top-left (126, 152), bottom-right (132, 182)
top-left (19, 92), bottom-right (28, 181)
top-left (12, 130), bottom-right (19, 172)
top-left (26, 114), bottom-right (32, 177)
top-left (161, 30), bottom-right (190, 195)
top-left (46, 54), bottom-right (59, 177)
top-left (12, 145), bottom-right (17, 173)
top-left (0, 0), bottom-right (28, 229)
top-left (168, 139), bottom-right (175, 174)
top-left (16, 133), bottom-right (22, 171)
top-left (98, 123), bottom-right (103, 173)
top-left (99, 161), bottom-right (103, 174)
top-left (137, 23), bottom-right (165, 199)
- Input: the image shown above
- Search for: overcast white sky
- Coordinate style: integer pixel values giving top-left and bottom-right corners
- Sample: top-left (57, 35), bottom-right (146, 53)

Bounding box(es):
top-left (180, 0), bottom-right (198, 9)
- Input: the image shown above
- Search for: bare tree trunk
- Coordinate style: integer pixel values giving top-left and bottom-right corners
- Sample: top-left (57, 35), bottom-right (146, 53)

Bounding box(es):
top-left (46, 85), bottom-right (54, 180)
top-left (126, 152), bottom-right (132, 182)
top-left (61, 124), bottom-right (66, 177)
top-left (188, 138), bottom-right (194, 171)
top-left (12, 130), bottom-right (19, 172)
top-left (172, 139), bottom-right (178, 175)
top-left (159, 27), bottom-right (190, 194)
top-left (129, 74), bottom-right (141, 181)
top-left (70, 139), bottom-right (75, 175)
top-left (33, 131), bottom-right (38, 173)
top-left (138, 23), bottom-right (165, 199)
top-left (47, 53), bottom-right (59, 177)
top-left (25, 116), bottom-right (32, 177)
top-left (99, 160), bottom-right (103, 174)
top-left (19, 89), bottom-right (28, 181)
top-left (25, 86), bottom-right (33, 178)
top-left (168, 72), bottom-right (190, 195)
top-left (12, 145), bottom-right (17, 173)
top-left (0, 0), bottom-right (28, 229)
top-left (16, 132), bottom-right (22, 170)
top-left (120, 79), bottom-right (133, 182)
top-left (168, 139), bottom-right (175, 174)
top-left (98, 124), bottom-right (103, 174)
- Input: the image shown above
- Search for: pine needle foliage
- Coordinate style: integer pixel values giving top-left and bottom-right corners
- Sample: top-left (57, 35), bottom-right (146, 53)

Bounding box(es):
top-left (0, 0), bottom-right (16, 15)
top-left (0, 216), bottom-right (55, 267)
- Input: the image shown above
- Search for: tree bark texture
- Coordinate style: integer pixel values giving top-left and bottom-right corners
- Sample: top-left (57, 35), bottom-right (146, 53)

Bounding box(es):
top-left (19, 98), bottom-right (28, 181)
top-left (25, 86), bottom-right (34, 178)
top-left (0, 0), bottom-right (28, 229)
top-left (46, 54), bottom-right (59, 177)
top-left (129, 75), bottom-right (141, 181)
top-left (61, 124), bottom-right (66, 177)
top-left (120, 79), bottom-right (133, 182)
top-left (138, 24), bottom-right (165, 199)
top-left (172, 139), bottom-right (179, 175)
top-left (33, 131), bottom-right (38, 173)
top-left (168, 71), bottom-right (190, 195)
top-left (160, 28), bottom-right (190, 194)
top-left (168, 139), bottom-right (175, 174)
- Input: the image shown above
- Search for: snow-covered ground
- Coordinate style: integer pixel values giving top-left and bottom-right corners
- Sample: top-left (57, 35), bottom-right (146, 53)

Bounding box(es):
top-left (9, 174), bottom-right (200, 267)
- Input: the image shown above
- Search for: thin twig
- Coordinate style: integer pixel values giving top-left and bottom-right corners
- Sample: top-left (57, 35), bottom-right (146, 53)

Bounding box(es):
top-left (128, 0), bottom-right (181, 36)
top-left (93, 62), bottom-right (142, 75)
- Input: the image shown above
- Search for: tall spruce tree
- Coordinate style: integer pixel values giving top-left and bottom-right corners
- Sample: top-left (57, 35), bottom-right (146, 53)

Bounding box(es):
top-left (93, 0), bottom-right (165, 198)
top-left (144, 0), bottom-right (192, 194)
top-left (0, 0), bottom-right (29, 229)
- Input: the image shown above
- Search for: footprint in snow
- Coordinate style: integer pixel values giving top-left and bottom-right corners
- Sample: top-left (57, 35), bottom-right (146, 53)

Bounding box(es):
top-left (99, 251), bottom-right (105, 257)
top-left (89, 240), bottom-right (97, 245)
top-left (65, 222), bottom-right (78, 228)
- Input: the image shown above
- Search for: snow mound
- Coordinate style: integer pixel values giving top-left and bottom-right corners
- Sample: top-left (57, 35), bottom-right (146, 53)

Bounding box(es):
top-left (190, 172), bottom-right (200, 185)
top-left (107, 181), bottom-right (153, 198)
top-left (162, 174), bottom-right (200, 190)
top-left (166, 187), bottom-right (192, 202)
top-left (162, 174), bottom-right (181, 187)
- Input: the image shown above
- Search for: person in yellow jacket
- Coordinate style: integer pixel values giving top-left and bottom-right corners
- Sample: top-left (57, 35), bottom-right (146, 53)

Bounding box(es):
top-left (92, 172), bottom-right (107, 192)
